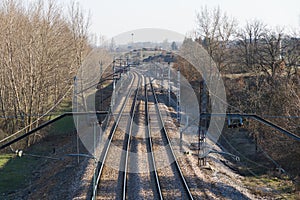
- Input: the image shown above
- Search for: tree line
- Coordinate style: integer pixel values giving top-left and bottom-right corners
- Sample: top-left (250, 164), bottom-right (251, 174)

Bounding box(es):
top-left (0, 0), bottom-right (91, 146)
top-left (191, 6), bottom-right (300, 175)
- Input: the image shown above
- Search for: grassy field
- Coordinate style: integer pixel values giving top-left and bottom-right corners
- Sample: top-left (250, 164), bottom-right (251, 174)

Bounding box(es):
top-left (49, 115), bottom-right (75, 135)
top-left (0, 99), bottom-right (75, 196)
top-left (0, 153), bottom-right (41, 195)
top-left (219, 128), bottom-right (299, 199)
top-left (243, 175), bottom-right (296, 199)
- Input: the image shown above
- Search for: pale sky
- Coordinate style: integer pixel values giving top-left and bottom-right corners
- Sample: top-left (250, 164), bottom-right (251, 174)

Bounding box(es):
top-left (58, 0), bottom-right (300, 40)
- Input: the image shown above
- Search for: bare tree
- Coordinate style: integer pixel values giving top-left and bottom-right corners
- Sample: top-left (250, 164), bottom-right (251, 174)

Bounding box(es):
top-left (0, 0), bottom-right (91, 146)
top-left (282, 31), bottom-right (300, 78)
top-left (236, 20), bottom-right (267, 72)
top-left (196, 6), bottom-right (237, 71)
top-left (257, 28), bottom-right (285, 79)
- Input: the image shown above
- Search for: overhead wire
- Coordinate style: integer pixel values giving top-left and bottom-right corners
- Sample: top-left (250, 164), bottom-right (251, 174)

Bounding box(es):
top-left (205, 79), bottom-right (298, 172)
top-left (213, 119), bottom-right (294, 198)
top-left (0, 85), bottom-right (73, 144)
top-left (0, 68), bottom-right (120, 145)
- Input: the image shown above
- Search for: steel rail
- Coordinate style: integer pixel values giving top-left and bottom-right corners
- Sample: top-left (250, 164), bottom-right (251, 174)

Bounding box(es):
top-left (144, 78), bottom-right (164, 199)
top-left (122, 74), bottom-right (141, 200)
top-left (149, 78), bottom-right (194, 200)
top-left (91, 72), bottom-right (137, 200)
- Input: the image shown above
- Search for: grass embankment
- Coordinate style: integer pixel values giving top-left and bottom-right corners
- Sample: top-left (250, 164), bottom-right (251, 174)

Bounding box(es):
top-left (0, 153), bottom-right (41, 195)
top-left (0, 80), bottom-right (113, 196)
top-left (243, 175), bottom-right (296, 199)
top-left (219, 128), bottom-right (298, 199)
top-left (0, 100), bottom-right (75, 196)
top-left (0, 78), bottom-right (114, 197)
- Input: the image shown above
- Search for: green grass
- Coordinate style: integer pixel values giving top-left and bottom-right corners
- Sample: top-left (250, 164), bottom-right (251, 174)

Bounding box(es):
top-left (243, 175), bottom-right (296, 199)
top-left (0, 99), bottom-right (74, 196)
top-left (44, 99), bottom-right (75, 135)
top-left (220, 129), bottom-right (299, 199)
top-left (47, 99), bottom-right (72, 121)
top-left (0, 154), bottom-right (14, 168)
top-left (0, 153), bottom-right (40, 194)
top-left (0, 121), bottom-right (73, 196)
top-left (58, 99), bottom-right (73, 113)
top-left (49, 116), bottom-right (75, 135)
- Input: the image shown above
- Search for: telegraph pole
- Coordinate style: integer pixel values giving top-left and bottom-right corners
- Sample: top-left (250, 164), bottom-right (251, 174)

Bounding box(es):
top-left (131, 33), bottom-right (134, 46)
top-left (177, 66), bottom-right (182, 152)
top-left (177, 66), bottom-right (180, 123)
top-left (199, 80), bottom-right (207, 166)
top-left (112, 59), bottom-right (116, 109)
top-left (168, 62), bottom-right (171, 106)
top-left (74, 76), bottom-right (80, 164)
top-left (161, 64), bottom-right (164, 92)
top-left (99, 61), bottom-right (103, 111)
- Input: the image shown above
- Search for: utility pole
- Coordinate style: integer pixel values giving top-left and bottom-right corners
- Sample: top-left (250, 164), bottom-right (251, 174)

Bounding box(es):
top-left (74, 76), bottom-right (80, 164)
top-left (177, 66), bottom-right (182, 151)
top-left (92, 116), bottom-right (97, 200)
top-left (199, 80), bottom-right (207, 166)
top-left (99, 61), bottom-right (103, 111)
top-left (112, 59), bottom-right (116, 109)
top-left (154, 63), bottom-right (157, 79)
top-left (126, 56), bottom-right (129, 72)
top-left (131, 33), bottom-right (134, 46)
top-left (177, 66), bottom-right (180, 123)
top-left (161, 63), bottom-right (164, 92)
top-left (168, 62), bottom-right (171, 106)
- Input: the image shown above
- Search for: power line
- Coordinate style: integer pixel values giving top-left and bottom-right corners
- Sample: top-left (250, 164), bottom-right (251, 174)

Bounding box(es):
top-left (0, 86), bottom-right (73, 144)
top-left (0, 113), bottom-right (67, 119)
top-left (0, 111), bottom-right (108, 150)
top-left (262, 115), bottom-right (300, 119)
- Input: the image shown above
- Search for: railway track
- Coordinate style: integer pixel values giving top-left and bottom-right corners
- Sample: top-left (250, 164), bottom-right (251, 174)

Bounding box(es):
top-left (147, 76), bottom-right (194, 199)
top-left (125, 73), bottom-right (163, 199)
top-left (92, 72), bottom-right (139, 199)
top-left (92, 69), bottom-right (193, 199)
top-left (119, 73), bottom-right (141, 199)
